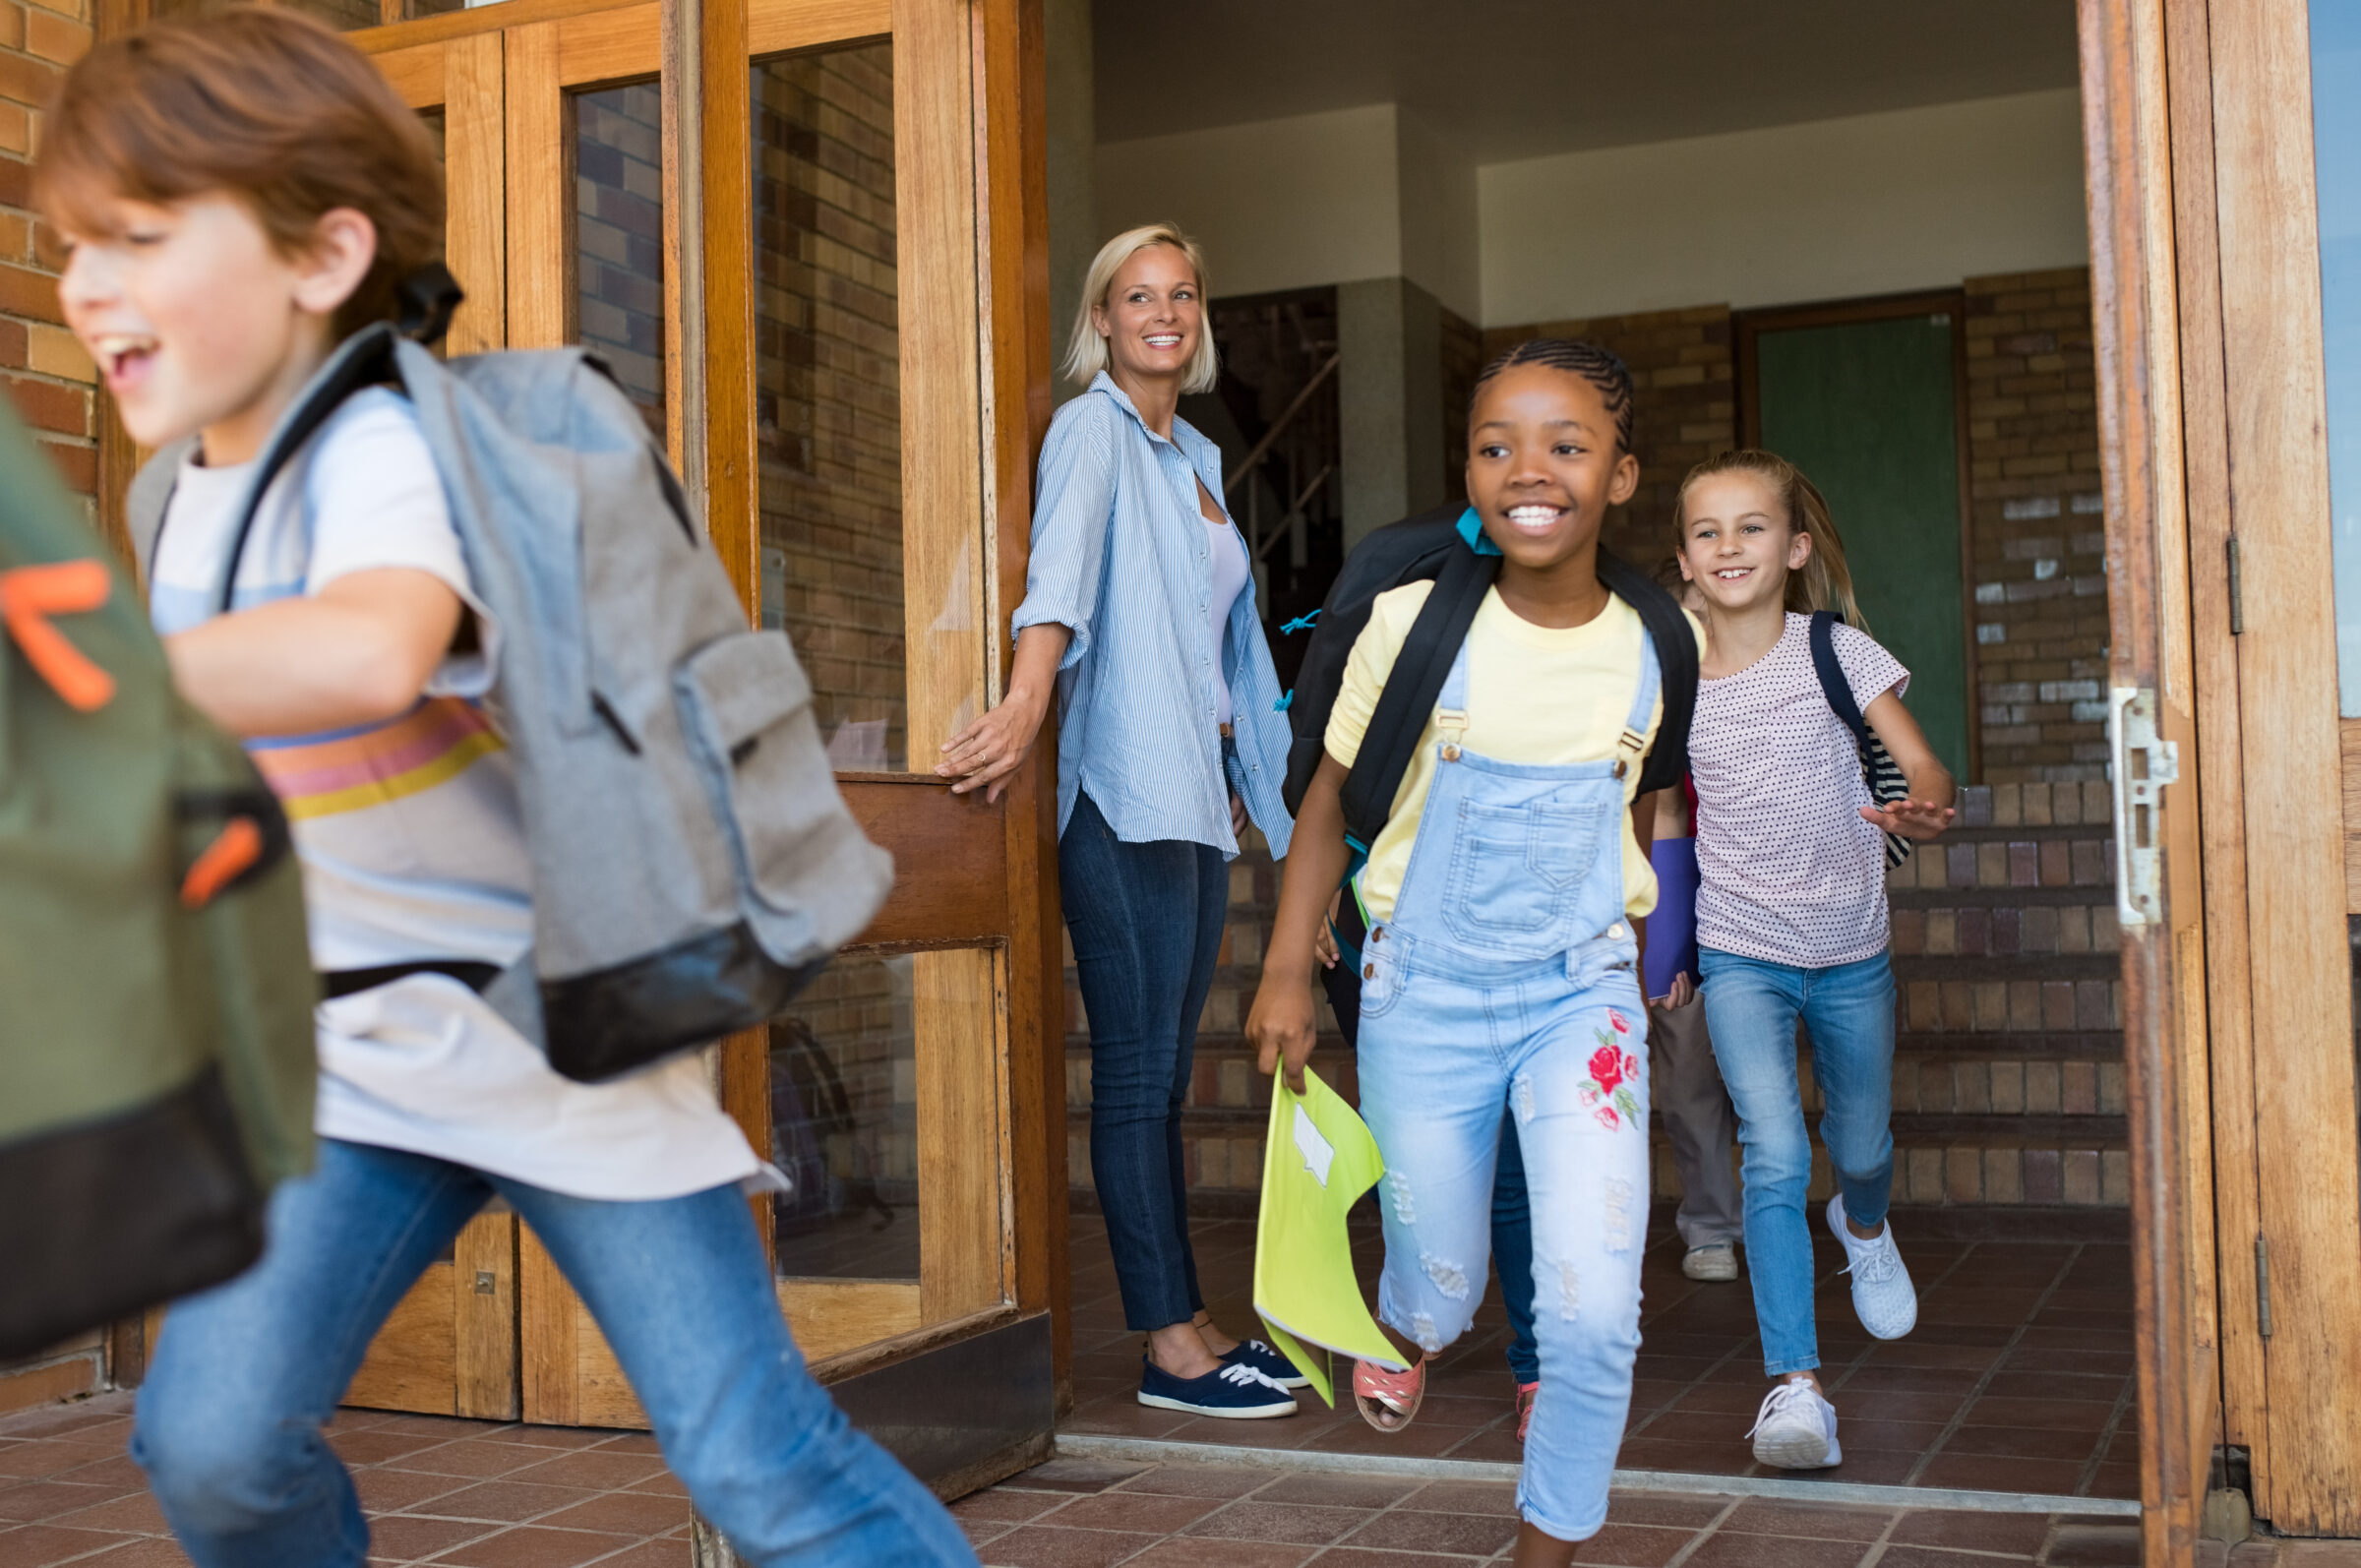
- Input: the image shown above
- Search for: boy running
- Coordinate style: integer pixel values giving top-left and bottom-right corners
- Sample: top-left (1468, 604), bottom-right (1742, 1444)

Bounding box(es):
top-left (39, 13), bottom-right (973, 1564)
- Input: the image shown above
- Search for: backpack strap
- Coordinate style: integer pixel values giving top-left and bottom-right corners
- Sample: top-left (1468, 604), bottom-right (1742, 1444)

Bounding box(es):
top-left (1613, 625), bottom-right (1665, 781)
top-left (126, 440), bottom-right (196, 586)
top-left (1337, 536), bottom-right (1497, 852)
top-left (1597, 550), bottom-right (1695, 794)
top-left (1808, 609), bottom-right (1874, 751)
top-left (186, 325), bottom-right (401, 617)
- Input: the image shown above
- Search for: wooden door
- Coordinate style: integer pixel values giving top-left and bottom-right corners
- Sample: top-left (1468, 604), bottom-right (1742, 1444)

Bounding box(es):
top-left (2078, 0), bottom-right (2220, 1559)
top-left (2147, 0), bottom-right (2361, 1539)
top-left (342, 0), bottom-right (1060, 1479)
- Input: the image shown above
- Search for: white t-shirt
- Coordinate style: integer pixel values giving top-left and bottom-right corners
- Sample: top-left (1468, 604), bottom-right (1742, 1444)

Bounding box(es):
top-left (1206, 513), bottom-right (1249, 727)
top-left (150, 390), bottom-right (760, 1200)
top-left (1690, 613), bottom-right (1910, 969)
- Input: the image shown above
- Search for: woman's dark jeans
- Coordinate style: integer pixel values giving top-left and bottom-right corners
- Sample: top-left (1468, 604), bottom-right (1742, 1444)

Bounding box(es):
top-left (1060, 790), bottom-right (1229, 1332)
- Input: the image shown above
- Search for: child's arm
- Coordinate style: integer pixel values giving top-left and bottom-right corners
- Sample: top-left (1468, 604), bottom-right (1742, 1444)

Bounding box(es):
top-left (1248, 752), bottom-right (1354, 1094)
top-left (165, 567), bottom-right (464, 739)
top-left (1861, 690), bottom-right (1957, 841)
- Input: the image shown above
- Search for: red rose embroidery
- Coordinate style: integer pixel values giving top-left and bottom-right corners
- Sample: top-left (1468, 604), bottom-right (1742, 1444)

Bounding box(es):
top-left (1594, 1107), bottom-right (1621, 1130)
top-left (1608, 1009), bottom-right (1631, 1036)
top-left (1589, 1046), bottom-right (1623, 1093)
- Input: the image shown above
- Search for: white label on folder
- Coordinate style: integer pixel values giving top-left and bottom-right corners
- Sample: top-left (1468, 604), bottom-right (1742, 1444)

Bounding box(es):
top-left (1293, 1104), bottom-right (1336, 1187)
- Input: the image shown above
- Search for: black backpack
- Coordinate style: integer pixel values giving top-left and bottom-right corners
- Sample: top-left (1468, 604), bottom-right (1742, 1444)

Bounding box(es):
top-left (1278, 504), bottom-right (1699, 1044)
top-left (1807, 610), bottom-right (1913, 867)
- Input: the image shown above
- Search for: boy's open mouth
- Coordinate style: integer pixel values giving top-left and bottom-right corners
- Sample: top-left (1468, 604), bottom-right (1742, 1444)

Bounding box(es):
top-left (1503, 503), bottom-right (1567, 535)
top-left (92, 333), bottom-right (158, 390)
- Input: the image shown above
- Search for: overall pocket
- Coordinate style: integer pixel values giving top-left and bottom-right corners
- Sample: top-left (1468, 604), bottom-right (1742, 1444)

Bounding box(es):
top-left (1441, 800), bottom-right (1600, 958)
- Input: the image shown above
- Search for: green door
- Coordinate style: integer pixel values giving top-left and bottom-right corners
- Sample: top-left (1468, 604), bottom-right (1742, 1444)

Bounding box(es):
top-left (1754, 313), bottom-right (1970, 779)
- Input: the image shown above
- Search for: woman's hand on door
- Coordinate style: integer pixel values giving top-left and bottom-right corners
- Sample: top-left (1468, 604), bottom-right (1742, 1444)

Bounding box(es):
top-left (938, 623), bottom-right (1068, 802)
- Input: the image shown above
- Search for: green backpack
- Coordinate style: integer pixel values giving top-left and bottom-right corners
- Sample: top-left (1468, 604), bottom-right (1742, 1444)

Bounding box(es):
top-left (0, 405), bottom-right (316, 1360)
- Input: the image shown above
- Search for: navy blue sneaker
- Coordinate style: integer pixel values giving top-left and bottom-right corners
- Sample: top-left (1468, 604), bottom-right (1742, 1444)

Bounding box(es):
top-left (1223, 1337), bottom-right (1312, 1390)
top-left (1137, 1357), bottom-right (1299, 1418)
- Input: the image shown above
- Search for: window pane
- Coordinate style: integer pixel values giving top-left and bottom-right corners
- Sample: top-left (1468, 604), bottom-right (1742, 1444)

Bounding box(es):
top-left (575, 83), bottom-right (667, 436)
top-left (2313, 4), bottom-right (2361, 710)
top-left (771, 954), bottom-right (919, 1281)
top-left (753, 43), bottom-right (907, 772)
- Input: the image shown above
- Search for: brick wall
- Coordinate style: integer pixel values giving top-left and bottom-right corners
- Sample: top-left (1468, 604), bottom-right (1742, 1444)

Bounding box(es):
top-left (1962, 268), bottom-right (2109, 783)
top-left (752, 44), bottom-right (908, 771)
top-left (575, 83), bottom-right (665, 433)
top-left (1481, 305), bottom-right (1735, 573)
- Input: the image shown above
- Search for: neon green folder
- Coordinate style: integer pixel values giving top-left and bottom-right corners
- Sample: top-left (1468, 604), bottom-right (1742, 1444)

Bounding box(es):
top-left (1252, 1067), bottom-right (1408, 1408)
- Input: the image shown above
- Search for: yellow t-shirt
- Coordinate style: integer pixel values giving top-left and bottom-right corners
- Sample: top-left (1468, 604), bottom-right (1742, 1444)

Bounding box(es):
top-left (1323, 584), bottom-right (1705, 925)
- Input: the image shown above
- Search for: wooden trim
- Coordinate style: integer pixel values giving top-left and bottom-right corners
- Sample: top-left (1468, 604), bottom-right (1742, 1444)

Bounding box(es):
top-left (2197, 0), bottom-right (2361, 1535)
top-left (453, 1214), bottom-right (521, 1420)
top-left (915, 946), bottom-right (1011, 1321)
top-left (517, 1225), bottom-right (579, 1425)
top-left (1732, 287), bottom-right (1983, 782)
top-left (976, 0), bottom-right (1067, 1409)
top-left (444, 32), bottom-right (508, 357)
top-left (747, 0), bottom-right (890, 57)
top-left (375, 42), bottom-right (448, 109)
top-left (554, 2), bottom-right (660, 88)
top-left (2164, 0), bottom-right (2270, 1488)
top-left (2080, 0), bottom-right (2219, 1554)
top-left (502, 22), bottom-right (569, 351)
top-left (352, 0), bottom-right (646, 54)
top-left (839, 778), bottom-right (1010, 947)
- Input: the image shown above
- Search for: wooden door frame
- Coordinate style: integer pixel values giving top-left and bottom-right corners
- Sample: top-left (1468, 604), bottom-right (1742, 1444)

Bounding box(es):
top-left (1732, 287), bottom-right (1982, 782)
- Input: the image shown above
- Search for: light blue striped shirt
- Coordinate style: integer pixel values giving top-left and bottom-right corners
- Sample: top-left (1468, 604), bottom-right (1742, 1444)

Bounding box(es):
top-left (1011, 374), bottom-right (1296, 861)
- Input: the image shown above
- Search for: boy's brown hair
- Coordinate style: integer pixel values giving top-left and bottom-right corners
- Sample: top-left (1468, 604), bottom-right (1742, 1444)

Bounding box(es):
top-left (35, 6), bottom-right (444, 337)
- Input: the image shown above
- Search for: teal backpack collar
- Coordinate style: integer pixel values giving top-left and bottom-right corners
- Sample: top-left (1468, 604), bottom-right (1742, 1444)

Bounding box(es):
top-left (1455, 506), bottom-right (1503, 558)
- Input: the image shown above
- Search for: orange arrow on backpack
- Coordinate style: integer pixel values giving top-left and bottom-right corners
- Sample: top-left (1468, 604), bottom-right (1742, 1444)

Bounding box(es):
top-left (0, 558), bottom-right (115, 711)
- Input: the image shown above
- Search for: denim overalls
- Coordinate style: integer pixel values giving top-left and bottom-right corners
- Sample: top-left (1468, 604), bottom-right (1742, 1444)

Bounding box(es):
top-left (1355, 630), bottom-right (1661, 1542)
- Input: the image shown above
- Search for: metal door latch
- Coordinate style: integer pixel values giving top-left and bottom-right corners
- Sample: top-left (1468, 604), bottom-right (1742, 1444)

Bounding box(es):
top-left (2108, 687), bottom-right (2180, 927)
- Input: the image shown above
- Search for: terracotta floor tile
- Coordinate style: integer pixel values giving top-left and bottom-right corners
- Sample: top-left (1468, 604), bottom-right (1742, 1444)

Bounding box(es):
top-left (1032, 1491), bottom-right (1222, 1535)
top-left (362, 1513), bottom-right (499, 1564)
top-left (1935, 1424), bottom-right (2102, 1462)
top-left (1009, 1459), bottom-right (1151, 1495)
top-left (1336, 1507), bottom-right (1517, 1556)
top-left (73, 1539), bottom-right (192, 1566)
top-left (2043, 1521), bottom-right (2144, 1566)
top-left (1877, 1547), bottom-right (2035, 1567)
top-left (0, 1484), bottom-right (119, 1527)
top-left (1254, 1475), bottom-right (1418, 1510)
top-left (492, 1452), bottom-right (668, 1493)
top-left (47, 1493), bottom-right (165, 1537)
top-left (1887, 1509), bottom-right (2049, 1554)
top-left (1566, 1522), bottom-right (1696, 1567)
top-left (382, 1438), bottom-right (554, 1480)
top-left (1114, 1539), bottom-right (1315, 1568)
top-left (572, 1544), bottom-right (686, 1568)
top-left (354, 1469), bottom-right (469, 1515)
top-left (328, 1432), bottom-right (453, 1469)
top-left (1910, 1452), bottom-right (2089, 1494)
top-left (1717, 1498), bottom-right (1892, 1540)
top-left (1182, 1499), bottom-right (1363, 1545)
top-left (0, 1523), bottom-right (140, 1567)
top-left (1680, 1531), bottom-right (1873, 1568)
top-left (418, 1524), bottom-right (634, 1568)
top-left (405, 1479), bottom-right (597, 1524)
top-left (1302, 1549), bottom-right (1487, 1568)
top-left (953, 1489), bottom-right (1070, 1524)
top-left (1403, 1480), bottom-right (1521, 1518)
top-left (970, 1524), bottom-right (1162, 1568)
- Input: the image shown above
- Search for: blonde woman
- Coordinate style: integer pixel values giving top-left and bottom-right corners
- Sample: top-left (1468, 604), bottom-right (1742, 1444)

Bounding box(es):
top-left (937, 224), bottom-right (1303, 1417)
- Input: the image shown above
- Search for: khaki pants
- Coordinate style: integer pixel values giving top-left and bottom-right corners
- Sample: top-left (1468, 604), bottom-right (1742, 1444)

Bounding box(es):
top-left (1650, 993), bottom-right (1742, 1248)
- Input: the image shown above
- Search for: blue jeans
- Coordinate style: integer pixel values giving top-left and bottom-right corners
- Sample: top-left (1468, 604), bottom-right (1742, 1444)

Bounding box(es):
top-left (1697, 946), bottom-right (1898, 1377)
top-left (1059, 788), bottom-right (1227, 1331)
top-left (134, 1138), bottom-right (976, 1568)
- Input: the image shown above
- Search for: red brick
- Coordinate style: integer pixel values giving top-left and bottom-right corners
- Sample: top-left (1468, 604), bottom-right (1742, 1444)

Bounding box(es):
top-left (2, 373), bottom-right (85, 435)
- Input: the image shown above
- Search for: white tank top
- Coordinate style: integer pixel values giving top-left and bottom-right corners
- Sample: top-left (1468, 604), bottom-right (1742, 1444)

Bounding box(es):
top-left (1206, 512), bottom-right (1249, 726)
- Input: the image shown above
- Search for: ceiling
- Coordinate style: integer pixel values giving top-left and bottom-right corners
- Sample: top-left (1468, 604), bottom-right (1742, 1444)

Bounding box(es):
top-left (1091, 0), bottom-right (2081, 163)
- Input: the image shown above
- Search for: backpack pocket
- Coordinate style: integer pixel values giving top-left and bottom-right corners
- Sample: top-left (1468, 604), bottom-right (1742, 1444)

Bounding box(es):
top-left (674, 630), bottom-right (847, 926)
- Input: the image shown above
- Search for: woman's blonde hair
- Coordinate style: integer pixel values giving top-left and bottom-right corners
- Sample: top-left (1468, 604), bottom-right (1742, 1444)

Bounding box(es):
top-left (1673, 449), bottom-right (1871, 633)
top-left (1062, 223), bottom-right (1220, 394)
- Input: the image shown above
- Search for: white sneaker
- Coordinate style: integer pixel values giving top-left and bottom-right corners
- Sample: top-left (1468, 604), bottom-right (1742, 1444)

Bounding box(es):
top-left (1682, 1241), bottom-right (1738, 1282)
top-left (1826, 1194), bottom-right (1917, 1339)
top-left (1748, 1375), bottom-right (1842, 1469)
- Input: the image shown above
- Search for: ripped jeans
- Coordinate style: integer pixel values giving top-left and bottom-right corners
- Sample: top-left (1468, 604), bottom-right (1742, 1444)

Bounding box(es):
top-left (1357, 935), bottom-right (1652, 1540)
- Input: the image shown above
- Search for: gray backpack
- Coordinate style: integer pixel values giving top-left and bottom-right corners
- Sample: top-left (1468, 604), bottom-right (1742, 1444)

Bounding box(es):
top-left (131, 318), bottom-right (893, 1083)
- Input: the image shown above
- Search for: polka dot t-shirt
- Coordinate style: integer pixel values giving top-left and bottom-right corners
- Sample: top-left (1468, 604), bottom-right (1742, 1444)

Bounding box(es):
top-left (1691, 613), bottom-right (1910, 968)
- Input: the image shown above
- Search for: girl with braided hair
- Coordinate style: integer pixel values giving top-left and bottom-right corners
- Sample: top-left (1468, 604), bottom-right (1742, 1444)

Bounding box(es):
top-left (1251, 338), bottom-right (1704, 1563)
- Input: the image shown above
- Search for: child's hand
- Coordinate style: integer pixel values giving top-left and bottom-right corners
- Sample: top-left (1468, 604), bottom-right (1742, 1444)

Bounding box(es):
top-left (1248, 977), bottom-right (1319, 1096)
top-left (1862, 799), bottom-right (1956, 840)
top-left (1314, 890), bottom-right (1342, 969)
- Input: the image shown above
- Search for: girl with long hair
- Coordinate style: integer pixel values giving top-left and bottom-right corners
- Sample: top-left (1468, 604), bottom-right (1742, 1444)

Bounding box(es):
top-left (1673, 449), bottom-right (1955, 1470)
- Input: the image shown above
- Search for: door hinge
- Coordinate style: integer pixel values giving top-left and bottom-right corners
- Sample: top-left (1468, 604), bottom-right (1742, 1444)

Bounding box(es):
top-left (2108, 688), bottom-right (2181, 927)
top-left (2227, 536), bottom-right (2244, 634)
top-left (2255, 1233), bottom-right (2273, 1340)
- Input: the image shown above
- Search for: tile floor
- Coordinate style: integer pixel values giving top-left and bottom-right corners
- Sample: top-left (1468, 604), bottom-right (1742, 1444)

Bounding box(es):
top-left (1062, 1212), bottom-right (2142, 1499)
top-left (0, 1394), bottom-right (692, 1566)
top-left (956, 1454), bottom-right (2153, 1568)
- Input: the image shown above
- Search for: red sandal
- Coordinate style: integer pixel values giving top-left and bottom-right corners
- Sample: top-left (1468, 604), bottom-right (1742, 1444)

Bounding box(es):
top-left (1352, 1355), bottom-right (1426, 1432)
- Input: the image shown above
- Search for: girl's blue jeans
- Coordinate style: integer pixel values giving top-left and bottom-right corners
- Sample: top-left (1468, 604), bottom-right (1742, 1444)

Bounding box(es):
top-left (1697, 945), bottom-right (1898, 1377)
top-left (133, 1137), bottom-right (977, 1568)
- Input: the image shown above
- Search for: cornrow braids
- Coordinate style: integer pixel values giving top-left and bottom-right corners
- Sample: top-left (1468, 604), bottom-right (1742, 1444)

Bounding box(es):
top-left (1468, 337), bottom-right (1635, 453)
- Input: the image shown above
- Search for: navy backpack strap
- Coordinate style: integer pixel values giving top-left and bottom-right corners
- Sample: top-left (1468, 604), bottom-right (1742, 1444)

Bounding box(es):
top-left (1336, 540), bottom-right (1497, 854)
top-left (1808, 609), bottom-right (1874, 750)
top-left (1596, 550), bottom-right (1694, 794)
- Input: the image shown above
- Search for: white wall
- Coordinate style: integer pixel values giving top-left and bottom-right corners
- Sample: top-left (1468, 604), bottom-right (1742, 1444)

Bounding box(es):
top-left (1479, 89), bottom-right (2089, 326)
top-left (1394, 108), bottom-right (1481, 323)
top-left (1096, 104), bottom-right (1404, 303)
